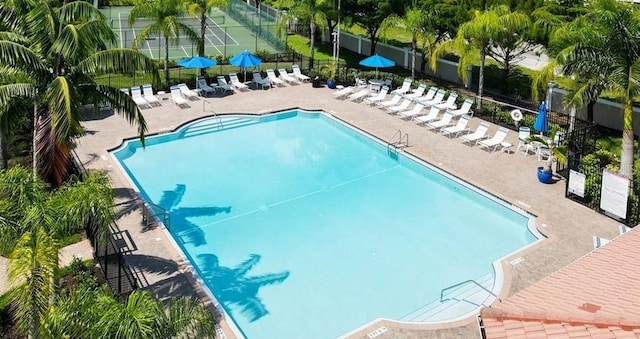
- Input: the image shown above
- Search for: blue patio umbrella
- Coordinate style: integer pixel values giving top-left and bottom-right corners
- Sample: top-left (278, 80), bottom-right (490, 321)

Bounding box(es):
top-left (177, 56), bottom-right (217, 69)
top-left (229, 50), bottom-right (262, 81)
top-left (359, 54), bottom-right (395, 77)
top-left (534, 101), bottom-right (549, 134)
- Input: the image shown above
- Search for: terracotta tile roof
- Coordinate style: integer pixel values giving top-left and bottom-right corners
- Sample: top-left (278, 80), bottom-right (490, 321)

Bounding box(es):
top-left (480, 226), bottom-right (640, 338)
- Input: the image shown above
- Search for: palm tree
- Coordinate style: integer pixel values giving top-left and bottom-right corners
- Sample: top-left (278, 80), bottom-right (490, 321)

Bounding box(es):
top-left (1, 165), bottom-right (114, 338)
top-left (0, 0), bottom-right (157, 185)
top-left (186, 0), bottom-right (228, 59)
top-left (96, 290), bottom-right (218, 338)
top-left (536, 0), bottom-right (640, 178)
top-left (130, 0), bottom-right (201, 88)
top-left (8, 228), bottom-right (59, 339)
top-left (279, 0), bottom-right (327, 64)
top-left (430, 5), bottom-right (531, 103)
top-left (381, 2), bottom-right (436, 79)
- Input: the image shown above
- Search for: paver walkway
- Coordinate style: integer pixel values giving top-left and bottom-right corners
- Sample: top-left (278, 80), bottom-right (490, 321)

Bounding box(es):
top-left (73, 83), bottom-right (623, 338)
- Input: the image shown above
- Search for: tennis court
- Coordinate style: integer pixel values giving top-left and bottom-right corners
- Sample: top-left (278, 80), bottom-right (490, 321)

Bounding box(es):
top-left (103, 6), bottom-right (280, 60)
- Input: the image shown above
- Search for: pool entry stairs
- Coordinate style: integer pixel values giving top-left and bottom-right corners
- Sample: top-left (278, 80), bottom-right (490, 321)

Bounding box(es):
top-left (400, 272), bottom-right (496, 322)
top-left (181, 115), bottom-right (259, 139)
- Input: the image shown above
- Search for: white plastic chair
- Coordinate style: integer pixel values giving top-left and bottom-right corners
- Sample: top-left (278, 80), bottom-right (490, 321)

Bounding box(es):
top-left (412, 106), bottom-right (441, 125)
top-left (292, 65), bottom-right (311, 82)
top-left (278, 69), bottom-right (300, 84)
top-left (229, 73), bottom-right (250, 91)
top-left (266, 69), bottom-right (286, 87)
top-left (441, 115), bottom-right (471, 137)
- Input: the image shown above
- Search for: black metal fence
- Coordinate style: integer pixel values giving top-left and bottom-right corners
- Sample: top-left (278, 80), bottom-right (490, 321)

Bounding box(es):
top-left (563, 124), bottom-right (639, 226)
top-left (86, 222), bottom-right (139, 295)
top-left (71, 152), bottom-right (139, 296)
top-left (226, 0), bottom-right (286, 52)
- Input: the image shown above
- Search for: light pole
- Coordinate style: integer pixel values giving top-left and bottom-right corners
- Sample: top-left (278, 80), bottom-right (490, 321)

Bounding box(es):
top-left (335, 0), bottom-right (341, 79)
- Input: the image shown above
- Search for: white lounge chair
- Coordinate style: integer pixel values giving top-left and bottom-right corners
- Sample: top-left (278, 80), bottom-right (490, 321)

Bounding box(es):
top-left (363, 86), bottom-right (389, 105)
top-left (229, 73), bottom-right (250, 91)
top-left (347, 89), bottom-right (370, 102)
top-left (478, 127), bottom-right (510, 151)
top-left (377, 94), bottom-right (402, 109)
top-left (141, 84), bottom-right (161, 106)
top-left (460, 122), bottom-right (490, 144)
top-left (170, 86), bottom-right (190, 108)
top-left (403, 83), bottom-right (427, 99)
top-left (418, 89), bottom-right (446, 107)
top-left (196, 76), bottom-right (217, 96)
top-left (412, 105), bottom-right (441, 124)
top-left (252, 71), bottom-right (272, 89)
top-left (266, 69), bottom-right (286, 87)
top-left (413, 86), bottom-right (437, 102)
top-left (397, 103), bottom-right (426, 120)
top-left (278, 68), bottom-right (300, 84)
top-left (425, 111), bottom-right (456, 130)
top-left (217, 76), bottom-right (235, 94)
top-left (130, 86), bottom-right (152, 109)
top-left (333, 86), bottom-right (354, 99)
top-left (391, 78), bottom-right (412, 95)
top-left (177, 83), bottom-right (199, 100)
top-left (516, 126), bottom-right (536, 155)
top-left (292, 64), bottom-right (311, 82)
top-left (386, 98), bottom-right (413, 114)
top-left (441, 115), bottom-right (471, 137)
top-left (434, 93), bottom-right (458, 111)
top-left (448, 98), bottom-right (473, 117)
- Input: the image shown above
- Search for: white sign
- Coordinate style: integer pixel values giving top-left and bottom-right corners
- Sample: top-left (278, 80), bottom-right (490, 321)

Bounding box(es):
top-left (568, 170), bottom-right (586, 197)
top-left (600, 169), bottom-right (630, 220)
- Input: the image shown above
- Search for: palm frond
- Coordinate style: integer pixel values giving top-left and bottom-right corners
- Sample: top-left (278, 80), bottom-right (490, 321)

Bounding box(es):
top-left (57, 0), bottom-right (106, 23)
top-left (0, 41), bottom-right (47, 75)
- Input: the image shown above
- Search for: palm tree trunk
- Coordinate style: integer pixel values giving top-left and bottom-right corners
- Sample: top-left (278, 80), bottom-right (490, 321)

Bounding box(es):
top-left (164, 36), bottom-right (170, 89)
top-left (199, 11), bottom-right (206, 77)
top-left (0, 130), bottom-right (7, 170)
top-left (478, 48), bottom-right (486, 106)
top-left (620, 97), bottom-right (634, 180)
top-left (309, 18), bottom-right (316, 66)
top-left (32, 104), bottom-right (38, 177)
top-left (411, 38), bottom-right (416, 80)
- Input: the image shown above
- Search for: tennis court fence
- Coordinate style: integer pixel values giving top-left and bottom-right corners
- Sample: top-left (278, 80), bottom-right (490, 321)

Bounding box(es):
top-left (226, 0), bottom-right (286, 51)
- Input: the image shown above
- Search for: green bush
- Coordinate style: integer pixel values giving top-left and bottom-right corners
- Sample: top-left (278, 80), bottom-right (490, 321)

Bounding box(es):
top-left (579, 150), bottom-right (619, 208)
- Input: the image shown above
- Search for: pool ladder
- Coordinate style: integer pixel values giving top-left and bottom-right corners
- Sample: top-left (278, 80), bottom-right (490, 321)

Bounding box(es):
top-left (142, 201), bottom-right (170, 230)
top-left (387, 130), bottom-right (409, 157)
top-left (203, 100), bottom-right (222, 129)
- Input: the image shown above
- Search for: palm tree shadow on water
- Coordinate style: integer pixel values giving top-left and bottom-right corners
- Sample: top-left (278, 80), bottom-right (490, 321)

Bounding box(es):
top-left (157, 184), bottom-right (231, 246)
top-left (197, 253), bottom-right (290, 322)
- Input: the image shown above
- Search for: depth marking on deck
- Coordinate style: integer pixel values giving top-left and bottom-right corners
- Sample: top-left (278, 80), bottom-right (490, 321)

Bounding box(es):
top-left (516, 200), bottom-right (531, 208)
top-left (510, 257), bottom-right (525, 266)
top-left (367, 326), bottom-right (388, 338)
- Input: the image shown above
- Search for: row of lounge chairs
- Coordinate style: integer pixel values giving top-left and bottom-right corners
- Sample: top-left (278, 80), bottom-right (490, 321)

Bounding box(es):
top-left (120, 84), bottom-right (161, 109)
top-left (194, 67), bottom-right (310, 96)
top-left (334, 81), bottom-right (515, 152)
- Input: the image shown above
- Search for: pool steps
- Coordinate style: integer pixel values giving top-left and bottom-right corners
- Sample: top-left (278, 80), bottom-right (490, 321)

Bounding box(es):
top-left (180, 116), bottom-right (259, 139)
top-left (400, 272), bottom-right (494, 322)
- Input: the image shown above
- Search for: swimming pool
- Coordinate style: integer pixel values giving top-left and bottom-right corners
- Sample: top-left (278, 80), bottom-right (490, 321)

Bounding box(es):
top-left (112, 110), bottom-right (542, 339)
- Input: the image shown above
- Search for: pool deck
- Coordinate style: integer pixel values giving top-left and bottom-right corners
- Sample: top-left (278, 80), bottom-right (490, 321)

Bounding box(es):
top-left (74, 83), bottom-right (623, 339)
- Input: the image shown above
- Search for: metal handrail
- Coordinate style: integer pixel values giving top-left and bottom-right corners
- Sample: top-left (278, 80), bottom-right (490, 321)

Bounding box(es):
top-left (142, 201), bottom-right (171, 230)
top-left (203, 99), bottom-right (222, 129)
top-left (388, 130), bottom-right (409, 149)
top-left (440, 279), bottom-right (501, 303)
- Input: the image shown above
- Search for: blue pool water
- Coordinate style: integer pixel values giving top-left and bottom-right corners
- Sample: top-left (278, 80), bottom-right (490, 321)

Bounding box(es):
top-left (112, 110), bottom-right (539, 339)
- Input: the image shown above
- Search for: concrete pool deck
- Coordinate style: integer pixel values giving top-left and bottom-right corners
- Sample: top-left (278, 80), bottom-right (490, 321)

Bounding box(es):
top-left (74, 83), bottom-right (624, 338)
